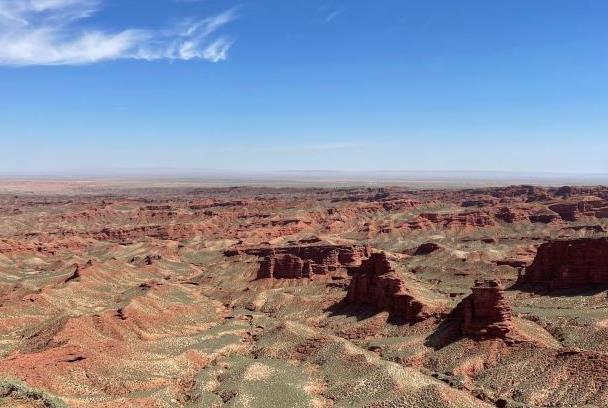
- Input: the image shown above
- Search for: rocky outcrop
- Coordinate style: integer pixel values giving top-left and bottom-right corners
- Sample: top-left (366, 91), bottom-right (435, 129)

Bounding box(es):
top-left (0, 237), bottom-right (86, 255)
top-left (553, 186), bottom-right (575, 199)
top-left (380, 199), bottom-right (419, 211)
top-left (345, 253), bottom-right (435, 322)
top-left (494, 207), bottom-right (529, 223)
top-left (451, 280), bottom-right (520, 342)
top-left (551, 185), bottom-right (608, 199)
top-left (518, 238), bottom-right (608, 289)
top-left (548, 202), bottom-right (583, 221)
top-left (529, 211), bottom-right (560, 224)
top-left (226, 243), bottom-right (371, 280)
top-left (494, 245), bottom-right (538, 270)
top-left (89, 225), bottom-right (195, 242)
top-left (415, 211), bottom-right (496, 229)
top-left (258, 254), bottom-right (311, 279)
top-left (548, 198), bottom-right (608, 221)
top-left (141, 205), bottom-right (173, 211)
top-left (461, 198), bottom-right (498, 208)
top-left (487, 185), bottom-right (548, 200)
top-left (350, 251), bottom-right (395, 276)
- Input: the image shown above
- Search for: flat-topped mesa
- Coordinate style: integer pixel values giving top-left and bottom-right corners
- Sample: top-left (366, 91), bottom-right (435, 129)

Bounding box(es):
top-left (259, 254), bottom-right (310, 279)
top-left (412, 211), bottom-right (496, 230)
top-left (345, 252), bottom-right (435, 323)
top-left (225, 243), bottom-right (371, 280)
top-left (518, 238), bottom-right (608, 289)
top-left (548, 198), bottom-right (608, 221)
top-left (452, 279), bottom-right (516, 341)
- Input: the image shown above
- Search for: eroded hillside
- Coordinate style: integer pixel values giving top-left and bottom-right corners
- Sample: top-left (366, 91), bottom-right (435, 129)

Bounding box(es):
top-left (1, 184), bottom-right (608, 407)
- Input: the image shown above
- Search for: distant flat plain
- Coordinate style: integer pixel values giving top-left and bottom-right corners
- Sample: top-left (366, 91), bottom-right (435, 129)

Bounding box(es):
top-left (1, 170), bottom-right (607, 195)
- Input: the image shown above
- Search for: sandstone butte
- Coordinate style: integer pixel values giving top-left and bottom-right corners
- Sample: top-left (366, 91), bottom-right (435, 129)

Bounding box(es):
top-left (345, 252), bottom-right (439, 323)
top-left (450, 280), bottom-right (519, 342)
top-left (548, 198), bottom-right (608, 221)
top-left (225, 243), bottom-right (371, 280)
top-left (518, 237), bottom-right (608, 289)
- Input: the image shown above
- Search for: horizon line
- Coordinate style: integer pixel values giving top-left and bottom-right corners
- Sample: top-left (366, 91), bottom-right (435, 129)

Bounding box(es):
top-left (1, 168), bottom-right (608, 175)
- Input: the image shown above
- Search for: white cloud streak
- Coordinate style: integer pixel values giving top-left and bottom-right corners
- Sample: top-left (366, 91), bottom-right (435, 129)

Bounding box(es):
top-left (0, 0), bottom-right (237, 65)
top-left (324, 8), bottom-right (343, 23)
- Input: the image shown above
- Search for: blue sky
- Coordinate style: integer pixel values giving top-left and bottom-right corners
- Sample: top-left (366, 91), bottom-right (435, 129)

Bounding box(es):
top-left (0, 0), bottom-right (607, 174)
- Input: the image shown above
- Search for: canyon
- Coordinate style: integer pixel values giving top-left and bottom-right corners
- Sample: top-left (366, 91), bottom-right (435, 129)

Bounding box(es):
top-left (0, 182), bottom-right (607, 407)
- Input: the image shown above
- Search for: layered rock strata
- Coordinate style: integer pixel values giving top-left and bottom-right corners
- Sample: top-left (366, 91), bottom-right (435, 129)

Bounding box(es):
top-left (345, 252), bottom-right (435, 322)
top-left (518, 238), bottom-right (608, 289)
top-left (226, 243), bottom-right (371, 280)
top-left (451, 280), bottom-right (515, 341)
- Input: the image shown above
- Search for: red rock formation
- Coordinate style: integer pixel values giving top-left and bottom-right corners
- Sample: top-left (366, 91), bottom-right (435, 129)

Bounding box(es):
top-left (553, 186), bottom-right (575, 198)
top-left (325, 204), bottom-right (384, 221)
top-left (92, 225), bottom-right (194, 242)
top-left (451, 280), bottom-right (517, 342)
top-left (404, 218), bottom-right (432, 230)
top-left (259, 254), bottom-right (310, 279)
top-left (518, 238), bottom-right (608, 289)
top-left (345, 253), bottom-right (435, 322)
top-left (0, 237), bottom-right (87, 255)
top-left (461, 198), bottom-right (498, 208)
top-left (551, 185), bottom-right (608, 199)
top-left (493, 244), bottom-right (538, 270)
top-left (494, 207), bottom-right (529, 223)
top-left (380, 199), bottom-right (419, 211)
top-left (415, 211), bottom-right (496, 229)
top-left (495, 259), bottom-right (528, 269)
top-left (141, 205), bottom-right (173, 211)
top-left (226, 243), bottom-right (371, 280)
top-left (488, 185), bottom-right (548, 200)
top-left (548, 202), bottom-right (583, 221)
top-left (549, 198), bottom-right (608, 221)
top-left (361, 222), bottom-right (395, 236)
top-left (350, 251), bottom-right (395, 275)
top-left (529, 211), bottom-right (560, 224)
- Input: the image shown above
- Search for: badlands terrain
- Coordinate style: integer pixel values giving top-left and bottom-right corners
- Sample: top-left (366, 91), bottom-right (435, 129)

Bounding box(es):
top-left (0, 182), bottom-right (608, 407)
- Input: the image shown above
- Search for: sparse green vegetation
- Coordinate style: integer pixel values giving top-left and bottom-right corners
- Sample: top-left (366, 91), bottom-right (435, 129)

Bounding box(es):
top-left (0, 379), bottom-right (67, 408)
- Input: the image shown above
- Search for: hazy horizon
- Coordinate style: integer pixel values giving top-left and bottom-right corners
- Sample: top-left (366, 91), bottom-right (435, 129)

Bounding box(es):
top-left (2, 169), bottom-right (608, 190)
top-left (2, 168), bottom-right (608, 176)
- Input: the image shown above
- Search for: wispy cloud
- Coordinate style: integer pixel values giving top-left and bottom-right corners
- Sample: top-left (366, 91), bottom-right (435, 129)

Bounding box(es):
top-left (324, 8), bottom-right (344, 23)
top-left (0, 0), bottom-right (238, 65)
top-left (318, 4), bottom-right (344, 23)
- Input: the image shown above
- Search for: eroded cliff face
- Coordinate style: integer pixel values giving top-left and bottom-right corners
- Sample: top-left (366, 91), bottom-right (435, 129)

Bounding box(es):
top-left (259, 254), bottom-right (311, 279)
top-left (413, 211), bottom-right (496, 230)
top-left (548, 198), bottom-right (608, 221)
top-left (451, 280), bottom-right (515, 341)
top-left (226, 243), bottom-right (371, 280)
top-left (4, 184), bottom-right (608, 407)
top-left (345, 253), bottom-right (436, 323)
top-left (518, 238), bottom-right (608, 289)
top-left (494, 207), bottom-right (530, 223)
